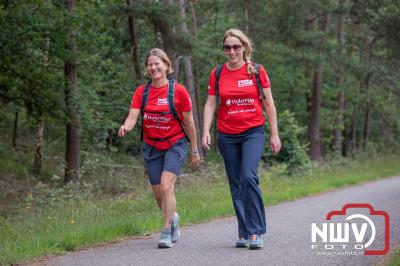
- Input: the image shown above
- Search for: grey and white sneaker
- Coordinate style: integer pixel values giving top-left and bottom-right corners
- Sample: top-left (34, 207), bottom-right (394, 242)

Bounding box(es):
top-left (235, 237), bottom-right (249, 248)
top-left (170, 212), bottom-right (180, 243)
top-left (249, 235), bottom-right (263, 250)
top-left (158, 229), bottom-right (173, 248)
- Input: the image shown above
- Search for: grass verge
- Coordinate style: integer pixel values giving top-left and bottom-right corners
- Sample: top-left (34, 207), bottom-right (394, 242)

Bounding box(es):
top-left (384, 248), bottom-right (400, 266)
top-left (1, 154), bottom-right (400, 265)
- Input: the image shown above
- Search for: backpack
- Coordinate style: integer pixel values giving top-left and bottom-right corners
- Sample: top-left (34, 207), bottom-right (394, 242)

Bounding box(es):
top-left (140, 78), bottom-right (189, 142)
top-left (214, 63), bottom-right (266, 106)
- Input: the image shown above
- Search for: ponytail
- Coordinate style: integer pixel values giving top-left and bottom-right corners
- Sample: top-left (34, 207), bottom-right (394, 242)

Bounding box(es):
top-left (245, 60), bottom-right (258, 76)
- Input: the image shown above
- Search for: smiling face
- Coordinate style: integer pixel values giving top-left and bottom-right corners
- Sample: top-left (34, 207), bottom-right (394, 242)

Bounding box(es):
top-left (146, 55), bottom-right (168, 81)
top-left (223, 36), bottom-right (244, 65)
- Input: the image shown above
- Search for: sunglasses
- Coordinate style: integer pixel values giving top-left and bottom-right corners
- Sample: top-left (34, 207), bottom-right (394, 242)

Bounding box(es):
top-left (222, 44), bottom-right (243, 52)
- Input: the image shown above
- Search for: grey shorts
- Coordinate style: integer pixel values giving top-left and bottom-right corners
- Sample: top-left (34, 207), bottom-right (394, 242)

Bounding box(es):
top-left (141, 138), bottom-right (188, 185)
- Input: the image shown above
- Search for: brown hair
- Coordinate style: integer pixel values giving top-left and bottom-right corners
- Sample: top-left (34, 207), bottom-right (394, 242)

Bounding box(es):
top-left (222, 28), bottom-right (257, 75)
top-left (144, 48), bottom-right (174, 77)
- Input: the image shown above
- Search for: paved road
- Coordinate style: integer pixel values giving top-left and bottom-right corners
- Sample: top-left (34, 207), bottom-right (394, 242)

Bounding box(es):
top-left (42, 176), bottom-right (400, 266)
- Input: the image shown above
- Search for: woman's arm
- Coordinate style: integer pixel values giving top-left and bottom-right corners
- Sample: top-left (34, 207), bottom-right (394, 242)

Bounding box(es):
top-left (118, 108), bottom-right (141, 137)
top-left (202, 95), bottom-right (217, 150)
top-left (182, 111), bottom-right (200, 170)
top-left (262, 88), bottom-right (281, 154)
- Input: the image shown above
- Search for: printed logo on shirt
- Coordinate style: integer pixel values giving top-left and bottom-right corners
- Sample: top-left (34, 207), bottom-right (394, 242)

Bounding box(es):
top-left (208, 85), bottom-right (211, 90)
top-left (238, 79), bottom-right (254, 88)
top-left (157, 98), bottom-right (168, 106)
top-left (143, 114), bottom-right (172, 123)
top-left (225, 98), bottom-right (255, 107)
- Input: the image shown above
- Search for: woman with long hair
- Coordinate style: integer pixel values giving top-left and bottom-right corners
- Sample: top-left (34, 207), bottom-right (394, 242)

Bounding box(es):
top-left (202, 29), bottom-right (281, 249)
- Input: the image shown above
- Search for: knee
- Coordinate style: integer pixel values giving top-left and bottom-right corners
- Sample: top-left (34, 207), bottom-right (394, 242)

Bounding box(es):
top-left (241, 173), bottom-right (259, 187)
top-left (160, 183), bottom-right (173, 196)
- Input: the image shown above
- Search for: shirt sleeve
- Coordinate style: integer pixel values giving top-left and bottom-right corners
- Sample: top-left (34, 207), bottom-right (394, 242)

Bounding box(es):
top-left (130, 85), bottom-right (144, 109)
top-left (175, 84), bottom-right (192, 113)
top-left (207, 67), bottom-right (217, 95)
top-left (259, 64), bottom-right (271, 89)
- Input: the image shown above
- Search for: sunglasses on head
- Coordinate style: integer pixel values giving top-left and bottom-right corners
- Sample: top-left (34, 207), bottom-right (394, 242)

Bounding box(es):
top-left (222, 44), bottom-right (243, 52)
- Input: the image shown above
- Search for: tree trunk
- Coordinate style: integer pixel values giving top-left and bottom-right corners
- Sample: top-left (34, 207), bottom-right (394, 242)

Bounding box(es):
top-left (189, 0), bottom-right (202, 122)
top-left (64, 0), bottom-right (80, 183)
top-left (164, 0), bottom-right (179, 80)
top-left (243, 0), bottom-right (250, 35)
top-left (363, 76), bottom-right (371, 149)
top-left (309, 63), bottom-right (323, 160)
top-left (33, 31), bottom-right (50, 177)
top-left (333, 9), bottom-right (345, 154)
top-left (308, 15), bottom-right (330, 160)
top-left (127, 0), bottom-right (142, 84)
top-left (362, 39), bottom-right (376, 149)
top-left (33, 118), bottom-right (44, 176)
top-left (351, 46), bottom-right (364, 151)
top-left (178, 0), bottom-right (204, 157)
top-left (306, 16), bottom-right (319, 159)
top-left (12, 110), bottom-right (18, 149)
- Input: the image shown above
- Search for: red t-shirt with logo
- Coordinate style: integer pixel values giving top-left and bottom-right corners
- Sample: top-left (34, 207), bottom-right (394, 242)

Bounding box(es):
top-left (130, 82), bottom-right (192, 151)
top-left (208, 63), bottom-right (271, 134)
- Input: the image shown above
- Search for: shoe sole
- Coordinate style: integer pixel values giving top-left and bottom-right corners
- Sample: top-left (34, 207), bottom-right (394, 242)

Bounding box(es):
top-left (158, 242), bottom-right (173, 248)
top-left (249, 245), bottom-right (263, 250)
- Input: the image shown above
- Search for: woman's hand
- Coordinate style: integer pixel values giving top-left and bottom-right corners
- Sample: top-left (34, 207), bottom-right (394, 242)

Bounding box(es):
top-left (118, 109), bottom-right (140, 138)
top-left (202, 132), bottom-right (212, 150)
top-left (118, 125), bottom-right (129, 137)
top-left (190, 151), bottom-right (201, 170)
top-left (270, 135), bottom-right (281, 154)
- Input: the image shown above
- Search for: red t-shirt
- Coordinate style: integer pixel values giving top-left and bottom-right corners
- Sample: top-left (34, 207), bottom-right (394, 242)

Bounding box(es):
top-left (208, 63), bottom-right (271, 134)
top-left (131, 82), bottom-right (192, 150)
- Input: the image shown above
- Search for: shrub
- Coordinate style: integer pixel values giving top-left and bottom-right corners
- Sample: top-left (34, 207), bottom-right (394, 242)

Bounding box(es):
top-left (263, 110), bottom-right (310, 174)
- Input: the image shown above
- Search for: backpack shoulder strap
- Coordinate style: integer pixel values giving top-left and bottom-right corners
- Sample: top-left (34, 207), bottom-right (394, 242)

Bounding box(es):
top-left (167, 79), bottom-right (177, 117)
top-left (140, 80), bottom-right (152, 141)
top-left (214, 64), bottom-right (223, 107)
top-left (254, 63), bottom-right (266, 100)
top-left (214, 65), bottom-right (223, 96)
top-left (167, 79), bottom-right (190, 142)
top-left (141, 80), bottom-right (152, 113)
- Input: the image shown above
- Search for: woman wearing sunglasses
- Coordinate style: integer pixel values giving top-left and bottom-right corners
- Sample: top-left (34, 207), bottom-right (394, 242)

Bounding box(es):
top-left (202, 29), bottom-right (281, 249)
top-left (119, 48), bottom-right (200, 248)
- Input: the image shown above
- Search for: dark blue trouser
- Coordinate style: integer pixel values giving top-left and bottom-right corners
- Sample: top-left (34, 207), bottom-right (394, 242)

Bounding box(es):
top-left (218, 126), bottom-right (266, 237)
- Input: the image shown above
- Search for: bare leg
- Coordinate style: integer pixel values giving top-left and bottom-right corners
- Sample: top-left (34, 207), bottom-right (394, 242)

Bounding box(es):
top-left (151, 184), bottom-right (162, 209)
top-left (159, 171), bottom-right (177, 229)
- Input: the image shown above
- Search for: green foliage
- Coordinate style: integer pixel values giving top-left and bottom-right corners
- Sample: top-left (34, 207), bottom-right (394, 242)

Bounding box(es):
top-left (263, 110), bottom-right (310, 174)
top-left (2, 0), bottom-right (398, 167)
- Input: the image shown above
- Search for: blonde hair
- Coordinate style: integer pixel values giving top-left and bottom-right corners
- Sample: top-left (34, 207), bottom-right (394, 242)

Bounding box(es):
top-left (144, 48), bottom-right (174, 77)
top-left (222, 28), bottom-right (257, 75)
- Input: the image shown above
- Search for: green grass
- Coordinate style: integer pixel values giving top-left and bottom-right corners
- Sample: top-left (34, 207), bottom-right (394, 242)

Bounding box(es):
top-left (385, 248), bottom-right (400, 266)
top-left (1, 154), bottom-right (400, 265)
top-left (377, 245), bottom-right (400, 266)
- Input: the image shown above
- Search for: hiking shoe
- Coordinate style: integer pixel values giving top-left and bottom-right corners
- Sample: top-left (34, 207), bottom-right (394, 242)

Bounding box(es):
top-left (170, 212), bottom-right (180, 243)
top-left (249, 235), bottom-right (263, 250)
top-left (235, 237), bottom-right (249, 248)
top-left (158, 229), bottom-right (173, 248)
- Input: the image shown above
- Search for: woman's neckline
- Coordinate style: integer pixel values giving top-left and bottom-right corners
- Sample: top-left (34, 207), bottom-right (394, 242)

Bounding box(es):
top-left (151, 78), bottom-right (168, 88)
top-left (225, 62), bottom-right (245, 71)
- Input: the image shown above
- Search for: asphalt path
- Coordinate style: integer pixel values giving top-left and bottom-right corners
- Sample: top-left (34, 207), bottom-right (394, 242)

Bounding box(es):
top-left (40, 175), bottom-right (400, 266)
